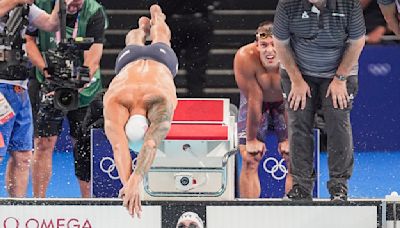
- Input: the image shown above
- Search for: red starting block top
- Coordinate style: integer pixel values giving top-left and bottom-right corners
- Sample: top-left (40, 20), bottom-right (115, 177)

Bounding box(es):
top-left (167, 99), bottom-right (229, 140)
top-left (166, 124), bottom-right (228, 140)
top-left (172, 99), bottom-right (225, 122)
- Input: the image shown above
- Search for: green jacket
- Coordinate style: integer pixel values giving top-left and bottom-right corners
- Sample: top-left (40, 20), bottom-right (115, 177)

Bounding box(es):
top-left (34, 0), bottom-right (107, 107)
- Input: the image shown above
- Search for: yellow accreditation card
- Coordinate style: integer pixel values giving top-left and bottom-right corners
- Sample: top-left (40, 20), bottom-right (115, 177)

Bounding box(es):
top-left (0, 92), bottom-right (15, 125)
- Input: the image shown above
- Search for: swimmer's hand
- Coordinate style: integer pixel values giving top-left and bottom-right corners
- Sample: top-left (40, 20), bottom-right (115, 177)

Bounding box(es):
top-left (278, 140), bottom-right (290, 161)
top-left (246, 139), bottom-right (266, 155)
top-left (119, 173), bottom-right (142, 219)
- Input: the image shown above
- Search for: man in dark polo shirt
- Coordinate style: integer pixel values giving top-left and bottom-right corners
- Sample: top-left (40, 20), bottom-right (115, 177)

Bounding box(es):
top-left (378, 0), bottom-right (400, 37)
top-left (273, 0), bottom-right (366, 201)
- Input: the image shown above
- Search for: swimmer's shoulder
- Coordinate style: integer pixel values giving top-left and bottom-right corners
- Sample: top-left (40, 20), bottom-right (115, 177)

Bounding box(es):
top-left (234, 42), bottom-right (261, 69)
top-left (236, 43), bottom-right (258, 58)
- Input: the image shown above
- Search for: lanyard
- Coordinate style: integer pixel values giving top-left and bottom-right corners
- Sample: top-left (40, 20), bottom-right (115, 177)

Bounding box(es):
top-left (55, 12), bottom-right (80, 43)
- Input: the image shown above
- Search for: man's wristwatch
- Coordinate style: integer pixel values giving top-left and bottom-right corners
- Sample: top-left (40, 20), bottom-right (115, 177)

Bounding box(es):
top-left (334, 73), bottom-right (347, 81)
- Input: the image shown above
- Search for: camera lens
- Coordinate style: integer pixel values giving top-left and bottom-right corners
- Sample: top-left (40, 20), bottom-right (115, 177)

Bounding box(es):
top-left (180, 177), bottom-right (190, 186)
top-left (54, 88), bottom-right (78, 111)
top-left (59, 91), bottom-right (73, 106)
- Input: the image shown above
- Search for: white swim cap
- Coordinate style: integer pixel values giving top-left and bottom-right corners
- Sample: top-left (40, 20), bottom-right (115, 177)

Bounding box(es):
top-left (125, 115), bottom-right (149, 153)
top-left (176, 212), bottom-right (204, 228)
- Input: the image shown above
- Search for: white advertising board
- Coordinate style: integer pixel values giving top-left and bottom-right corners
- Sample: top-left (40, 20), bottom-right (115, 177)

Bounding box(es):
top-left (206, 205), bottom-right (377, 228)
top-left (0, 205), bottom-right (161, 228)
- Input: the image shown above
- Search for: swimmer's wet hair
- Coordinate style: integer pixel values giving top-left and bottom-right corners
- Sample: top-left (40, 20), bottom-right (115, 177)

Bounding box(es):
top-left (256, 21), bottom-right (273, 40)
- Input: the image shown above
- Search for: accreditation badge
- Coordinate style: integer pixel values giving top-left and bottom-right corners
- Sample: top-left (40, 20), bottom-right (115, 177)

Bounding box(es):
top-left (0, 92), bottom-right (15, 125)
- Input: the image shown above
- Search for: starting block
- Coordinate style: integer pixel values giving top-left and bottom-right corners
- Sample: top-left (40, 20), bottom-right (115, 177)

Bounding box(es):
top-left (92, 98), bottom-right (237, 200)
top-left (143, 98), bottom-right (237, 200)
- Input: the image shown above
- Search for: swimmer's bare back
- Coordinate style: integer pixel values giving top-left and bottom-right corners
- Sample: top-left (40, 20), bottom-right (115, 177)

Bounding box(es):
top-left (104, 59), bottom-right (178, 116)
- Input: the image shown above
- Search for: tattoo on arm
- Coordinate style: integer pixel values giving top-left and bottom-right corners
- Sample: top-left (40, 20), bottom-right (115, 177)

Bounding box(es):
top-left (133, 96), bottom-right (174, 179)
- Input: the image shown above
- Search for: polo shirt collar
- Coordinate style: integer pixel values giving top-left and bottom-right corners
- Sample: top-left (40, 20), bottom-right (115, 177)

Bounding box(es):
top-left (302, 0), bottom-right (337, 11)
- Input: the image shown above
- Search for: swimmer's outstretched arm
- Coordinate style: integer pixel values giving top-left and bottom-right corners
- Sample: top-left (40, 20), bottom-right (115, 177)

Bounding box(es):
top-left (103, 100), bottom-right (132, 184)
top-left (119, 96), bottom-right (173, 218)
top-left (132, 97), bottom-right (173, 181)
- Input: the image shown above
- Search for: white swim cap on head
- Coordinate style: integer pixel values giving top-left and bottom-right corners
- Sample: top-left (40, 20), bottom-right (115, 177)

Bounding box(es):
top-left (125, 115), bottom-right (149, 153)
top-left (176, 212), bottom-right (204, 228)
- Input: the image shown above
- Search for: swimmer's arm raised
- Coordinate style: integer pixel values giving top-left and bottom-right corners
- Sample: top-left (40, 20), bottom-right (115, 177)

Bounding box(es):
top-left (104, 101), bottom-right (131, 185)
top-left (131, 98), bottom-right (173, 182)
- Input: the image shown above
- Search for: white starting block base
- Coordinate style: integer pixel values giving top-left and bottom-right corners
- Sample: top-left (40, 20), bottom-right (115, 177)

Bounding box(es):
top-left (143, 140), bottom-right (236, 201)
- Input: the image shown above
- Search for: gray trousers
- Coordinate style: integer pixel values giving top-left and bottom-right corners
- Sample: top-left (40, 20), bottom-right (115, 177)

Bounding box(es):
top-left (280, 69), bottom-right (358, 194)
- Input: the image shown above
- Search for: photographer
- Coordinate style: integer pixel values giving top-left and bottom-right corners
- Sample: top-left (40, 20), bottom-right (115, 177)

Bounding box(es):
top-left (0, 1), bottom-right (59, 197)
top-left (26, 0), bottom-right (106, 198)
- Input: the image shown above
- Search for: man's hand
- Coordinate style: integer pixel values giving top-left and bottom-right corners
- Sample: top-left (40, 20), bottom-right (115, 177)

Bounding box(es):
top-left (278, 140), bottom-right (289, 155)
top-left (278, 140), bottom-right (290, 161)
top-left (326, 78), bottom-right (349, 109)
top-left (366, 26), bottom-right (385, 44)
top-left (45, 91), bottom-right (55, 97)
top-left (119, 174), bottom-right (142, 219)
top-left (0, 0), bottom-right (32, 17)
top-left (288, 79), bottom-right (311, 111)
top-left (246, 139), bottom-right (266, 155)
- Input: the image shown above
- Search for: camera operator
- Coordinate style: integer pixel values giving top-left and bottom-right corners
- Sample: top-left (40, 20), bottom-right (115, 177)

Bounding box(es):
top-left (26, 0), bottom-right (107, 198)
top-left (0, 0), bottom-right (60, 197)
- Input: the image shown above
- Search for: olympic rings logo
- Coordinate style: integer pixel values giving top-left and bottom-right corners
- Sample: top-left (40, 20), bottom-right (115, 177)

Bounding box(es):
top-left (367, 63), bottom-right (391, 76)
top-left (262, 157), bottom-right (288, 180)
top-left (100, 157), bottom-right (137, 180)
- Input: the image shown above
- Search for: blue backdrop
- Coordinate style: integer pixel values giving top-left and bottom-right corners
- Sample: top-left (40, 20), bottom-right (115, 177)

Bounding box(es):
top-left (352, 45), bottom-right (400, 151)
